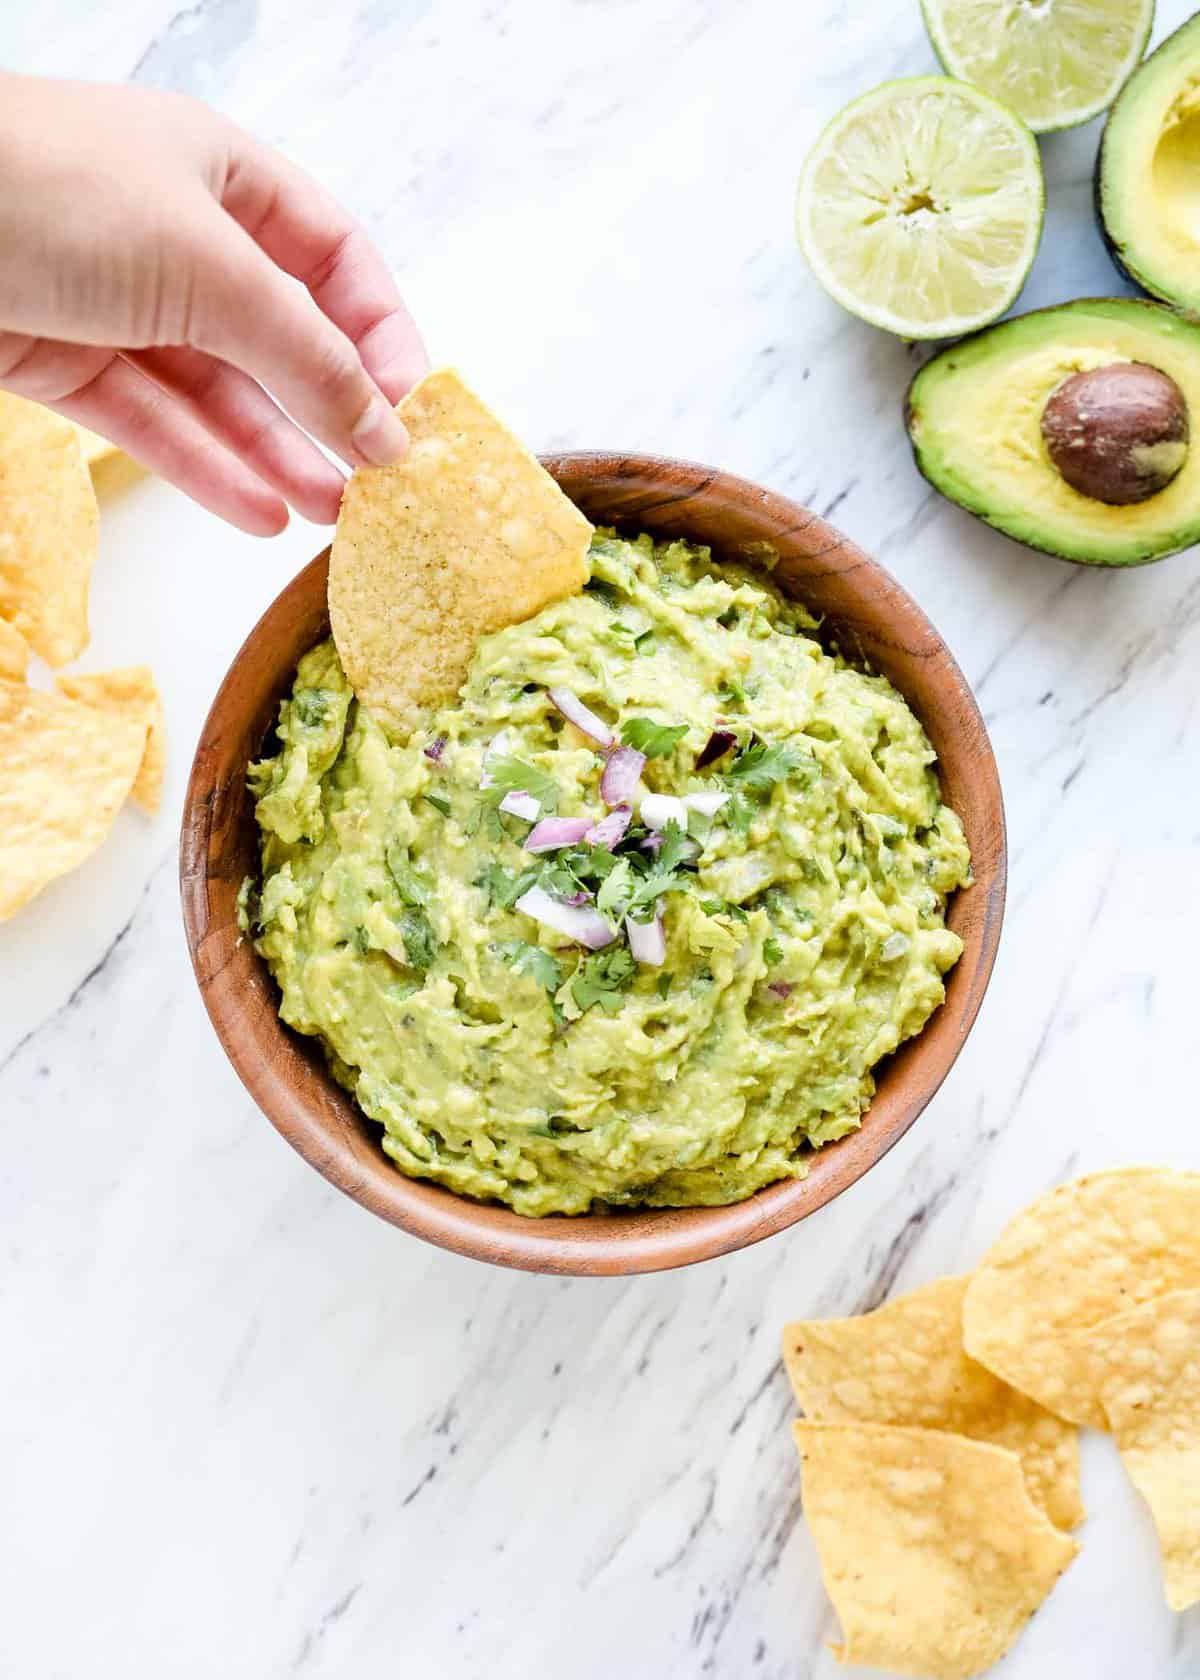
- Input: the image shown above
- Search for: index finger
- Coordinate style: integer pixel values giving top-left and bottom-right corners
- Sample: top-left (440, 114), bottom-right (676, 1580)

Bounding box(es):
top-left (221, 134), bottom-right (429, 404)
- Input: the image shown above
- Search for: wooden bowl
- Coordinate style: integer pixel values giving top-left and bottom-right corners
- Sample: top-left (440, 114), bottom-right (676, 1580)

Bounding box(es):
top-left (181, 454), bottom-right (1005, 1276)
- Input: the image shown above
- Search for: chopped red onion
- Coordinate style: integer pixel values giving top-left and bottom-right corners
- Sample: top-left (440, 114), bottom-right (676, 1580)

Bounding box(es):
top-left (499, 790), bottom-right (541, 821)
top-left (684, 789), bottom-right (731, 818)
top-left (524, 816), bottom-right (593, 854)
top-left (694, 729), bottom-right (737, 770)
top-left (585, 806), bottom-right (632, 848)
top-left (514, 885), bottom-right (615, 949)
top-left (423, 734), bottom-right (447, 763)
top-left (548, 686), bottom-right (614, 748)
top-left (562, 890), bottom-right (590, 908)
top-left (768, 981), bottom-right (793, 999)
top-left (479, 729), bottom-right (512, 789)
top-left (626, 913), bottom-right (666, 966)
top-left (601, 746), bottom-right (645, 807)
top-left (640, 792), bottom-right (689, 831)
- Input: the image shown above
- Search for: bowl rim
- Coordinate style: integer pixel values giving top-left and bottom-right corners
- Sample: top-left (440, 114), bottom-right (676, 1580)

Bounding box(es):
top-left (180, 451), bottom-right (1006, 1276)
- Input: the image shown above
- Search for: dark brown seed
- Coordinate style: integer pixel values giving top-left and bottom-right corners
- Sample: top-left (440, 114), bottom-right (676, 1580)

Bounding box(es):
top-left (1040, 361), bottom-right (1189, 506)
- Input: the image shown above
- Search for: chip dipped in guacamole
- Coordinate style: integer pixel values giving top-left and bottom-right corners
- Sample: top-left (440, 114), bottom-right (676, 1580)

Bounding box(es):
top-left (242, 532), bottom-right (969, 1215)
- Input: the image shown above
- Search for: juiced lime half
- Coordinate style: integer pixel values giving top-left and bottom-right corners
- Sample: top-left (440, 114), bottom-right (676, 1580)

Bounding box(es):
top-left (922, 0), bottom-right (1155, 132)
top-left (796, 77), bottom-right (1044, 341)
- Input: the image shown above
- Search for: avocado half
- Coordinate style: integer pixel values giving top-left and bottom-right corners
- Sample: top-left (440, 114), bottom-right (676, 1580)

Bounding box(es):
top-left (905, 299), bottom-right (1200, 567)
top-left (1097, 12), bottom-right (1200, 310)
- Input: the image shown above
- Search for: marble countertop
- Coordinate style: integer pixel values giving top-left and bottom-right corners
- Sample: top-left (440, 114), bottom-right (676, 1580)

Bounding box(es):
top-left (3, 2), bottom-right (1199, 1675)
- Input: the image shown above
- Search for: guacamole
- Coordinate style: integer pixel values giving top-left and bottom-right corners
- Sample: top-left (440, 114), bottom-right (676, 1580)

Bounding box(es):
top-left (242, 533), bottom-right (970, 1216)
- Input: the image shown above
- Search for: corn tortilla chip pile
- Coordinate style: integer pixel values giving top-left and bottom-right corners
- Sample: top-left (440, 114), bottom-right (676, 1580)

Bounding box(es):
top-left (783, 1275), bottom-right (1082, 1530)
top-left (962, 1167), bottom-right (1200, 1427)
top-left (0, 398), bottom-right (163, 921)
top-left (56, 666), bottom-right (166, 815)
top-left (0, 615), bottom-right (28, 683)
top-left (329, 367), bottom-right (592, 741)
top-left (1083, 1288), bottom-right (1200, 1612)
top-left (0, 393), bottom-right (98, 667)
top-left (783, 1166), bottom-right (1200, 1678)
top-left (794, 1423), bottom-right (1076, 1680)
top-left (965, 1168), bottom-right (1200, 1613)
top-left (0, 685), bottom-right (149, 921)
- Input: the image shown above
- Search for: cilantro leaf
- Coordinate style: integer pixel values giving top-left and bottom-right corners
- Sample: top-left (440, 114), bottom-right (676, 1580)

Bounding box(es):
top-left (484, 756), bottom-right (560, 813)
top-left (620, 716), bottom-right (688, 758)
top-left (399, 908), bottom-right (436, 972)
top-left (724, 740), bottom-right (806, 792)
top-left (475, 862), bottom-right (538, 910)
top-left (595, 857), bottom-right (634, 922)
top-left (571, 946), bottom-right (636, 1014)
top-left (501, 939), bottom-right (563, 993)
top-left (386, 841), bottom-right (430, 907)
top-left (422, 792), bottom-right (451, 817)
top-left (656, 819), bottom-right (691, 874)
top-left (763, 936), bottom-right (784, 966)
top-left (725, 793), bottom-right (754, 836)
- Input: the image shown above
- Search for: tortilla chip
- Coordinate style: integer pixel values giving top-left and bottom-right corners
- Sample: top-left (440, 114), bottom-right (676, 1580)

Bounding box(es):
top-left (793, 1422), bottom-right (1077, 1679)
top-left (1085, 1289), bottom-right (1200, 1611)
top-left (0, 683), bottom-right (146, 920)
top-left (328, 368), bottom-right (592, 739)
top-left (0, 616), bottom-right (28, 682)
top-left (55, 666), bottom-right (165, 814)
top-left (782, 1276), bottom-right (1082, 1530)
top-left (0, 393), bottom-right (98, 666)
top-left (71, 422), bottom-right (119, 468)
top-left (963, 1169), bottom-right (1200, 1427)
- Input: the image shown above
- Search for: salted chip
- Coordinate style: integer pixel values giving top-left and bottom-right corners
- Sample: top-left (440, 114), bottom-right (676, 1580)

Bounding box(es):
top-left (0, 616), bottom-right (28, 682)
top-left (963, 1168), bottom-right (1200, 1427)
top-left (56, 666), bottom-right (166, 813)
top-left (329, 368), bottom-right (592, 739)
top-left (0, 684), bottom-right (146, 920)
top-left (0, 393), bottom-right (98, 666)
top-left (793, 1422), bottom-right (1077, 1680)
top-left (1085, 1288), bottom-right (1200, 1611)
top-left (782, 1275), bottom-right (1082, 1529)
top-left (71, 422), bottom-right (119, 468)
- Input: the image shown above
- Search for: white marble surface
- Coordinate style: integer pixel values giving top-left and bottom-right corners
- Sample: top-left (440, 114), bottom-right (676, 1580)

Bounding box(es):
top-left (2, 2), bottom-right (1199, 1675)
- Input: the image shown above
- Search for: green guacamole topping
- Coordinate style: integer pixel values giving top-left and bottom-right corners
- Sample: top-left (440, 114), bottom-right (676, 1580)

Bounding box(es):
top-left (242, 532), bottom-right (971, 1216)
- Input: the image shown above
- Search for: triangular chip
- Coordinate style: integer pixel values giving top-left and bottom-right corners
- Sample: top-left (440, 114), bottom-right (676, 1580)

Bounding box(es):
top-left (963, 1169), bottom-right (1200, 1426)
top-left (0, 616), bottom-right (28, 682)
top-left (1086, 1288), bottom-right (1200, 1612)
top-left (329, 368), bottom-right (592, 739)
top-left (0, 393), bottom-right (98, 666)
top-left (55, 666), bottom-right (165, 814)
top-left (71, 422), bottom-right (119, 468)
top-left (793, 1422), bottom-right (1077, 1680)
top-left (0, 683), bottom-right (146, 920)
top-left (782, 1275), bottom-right (1082, 1529)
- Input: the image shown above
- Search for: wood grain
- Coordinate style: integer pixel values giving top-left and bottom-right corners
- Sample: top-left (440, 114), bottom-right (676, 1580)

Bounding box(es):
top-left (180, 454), bottom-right (1006, 1276)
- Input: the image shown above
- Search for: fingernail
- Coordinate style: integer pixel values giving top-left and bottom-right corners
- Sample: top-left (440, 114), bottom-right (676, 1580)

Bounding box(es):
top-left (350, 397), bottom-right (409, 467)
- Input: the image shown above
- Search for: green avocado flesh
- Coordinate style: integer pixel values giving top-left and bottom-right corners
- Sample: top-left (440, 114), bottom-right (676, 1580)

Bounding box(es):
top-left (242, 533), bottom-right (970, 1216)
top-left (907, 299), bottom-right (1200, 567)
top-left (1098, 12), bottom-right (1200, 312)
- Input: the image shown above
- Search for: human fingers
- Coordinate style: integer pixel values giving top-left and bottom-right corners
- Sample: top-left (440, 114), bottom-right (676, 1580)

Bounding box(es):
top-left (131, 344), bottom-right (347, 525)
top-left (181, 196), bottom-right (409, 470)
top-left (49, 351), bottom-right (289, 536)
top-left (220, 135), bottom-right (429, 403)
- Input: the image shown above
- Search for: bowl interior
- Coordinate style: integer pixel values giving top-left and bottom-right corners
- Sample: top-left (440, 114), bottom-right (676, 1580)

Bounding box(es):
top-left (180, 453), bottom-right (1005, 1275)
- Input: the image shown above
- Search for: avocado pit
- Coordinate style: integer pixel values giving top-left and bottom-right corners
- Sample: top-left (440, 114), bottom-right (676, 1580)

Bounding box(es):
top-left (1040, 361), bottom-right (1190, 505)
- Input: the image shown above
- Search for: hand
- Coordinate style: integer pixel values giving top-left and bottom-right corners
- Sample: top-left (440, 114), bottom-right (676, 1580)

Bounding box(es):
top-left (0, 75), bottom-right (429, 534)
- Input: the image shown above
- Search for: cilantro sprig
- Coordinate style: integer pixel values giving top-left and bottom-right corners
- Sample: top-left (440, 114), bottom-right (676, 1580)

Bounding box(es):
top-left (620, 717), bottom-right (688, 758)
top-left (483, 756), bottom-right (560, 812)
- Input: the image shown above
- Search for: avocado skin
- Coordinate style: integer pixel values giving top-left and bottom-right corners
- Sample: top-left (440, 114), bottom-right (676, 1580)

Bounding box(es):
top-left (904, 298), bottom-right (1200, 568)
top-left (1094, 11), bottom-right (1200, 312)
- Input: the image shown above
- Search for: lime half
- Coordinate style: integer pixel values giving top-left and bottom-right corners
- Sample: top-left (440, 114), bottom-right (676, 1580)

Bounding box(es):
top-left (796, 77), bottom-right (1044, 341)
top-left (922, 0), bottom-right (1155, 132)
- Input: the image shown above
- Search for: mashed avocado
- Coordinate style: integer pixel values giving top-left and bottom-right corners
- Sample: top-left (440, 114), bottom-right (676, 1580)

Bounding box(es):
top-left (242, 533), bottom-right (970, 1216)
